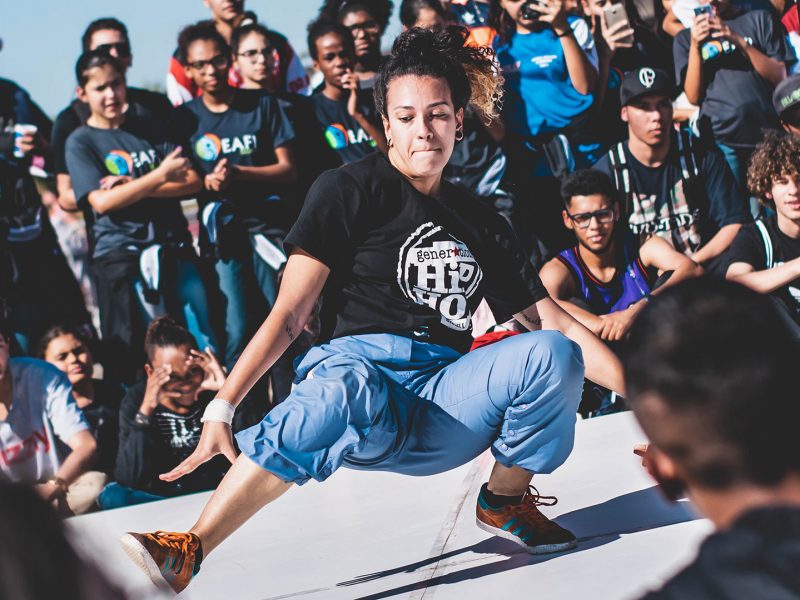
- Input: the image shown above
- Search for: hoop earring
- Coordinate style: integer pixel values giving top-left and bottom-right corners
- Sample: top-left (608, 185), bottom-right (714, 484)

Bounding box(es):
top-left (455, 128), bottom-right (464, 142)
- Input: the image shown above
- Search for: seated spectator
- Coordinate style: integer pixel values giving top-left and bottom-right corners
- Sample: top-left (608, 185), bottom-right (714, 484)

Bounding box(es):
top-left (0, 483), bottom-right (125, 599)
top-left (308, 20), bottom-right (388, 165)
top-left (773, 74), bottom-right (800, 137)
top-left (65, 51), bottom-right (218, 383)
top-left (49, 18), bottom-right (172, 212)
top-left (0, 159), bottom-right (92, 355)
top-left (674, 0), bottom-right (791, 187)
top-left (594, 68), bottom-right (750, 274)
top-left (541, 169), bottom-right (702, 343)
top-left (174, 23), bottom-right (296, 379)
top-left (38, 325), bottom-right (124, 476)
top-left (490, 0), bottom-right (601, 258)
top-left (625, 277), bottom-right (800, 599)
top-left (0, 304), bottom-right (101, 515)
top-left (400, 0), bottom-right (448, 29)
top-left (318, 0), bottom-right (395, 88)
top-left (0, 76), bottom-right (51, 165)
top-left (725, 131), bottom-right (800, 339)
top-left (167, 1), bottom-right (309, 105)
top-left (102, 317), bottom-right (228, 510)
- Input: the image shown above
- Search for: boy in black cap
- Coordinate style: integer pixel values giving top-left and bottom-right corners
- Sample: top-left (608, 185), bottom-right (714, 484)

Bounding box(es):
top-left (773, 74), bottom-right (800, 138)
top-left (594, 67), bottom-right (750, 274)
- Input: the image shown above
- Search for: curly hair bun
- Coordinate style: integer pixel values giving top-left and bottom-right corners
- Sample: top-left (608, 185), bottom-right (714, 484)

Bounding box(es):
top-left (375, 26), bottom-right (504, 125)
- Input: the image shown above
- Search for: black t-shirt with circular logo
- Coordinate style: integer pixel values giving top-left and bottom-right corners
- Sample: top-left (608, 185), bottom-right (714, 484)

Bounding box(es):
top-left (284, 153), bottom-right (547, 352)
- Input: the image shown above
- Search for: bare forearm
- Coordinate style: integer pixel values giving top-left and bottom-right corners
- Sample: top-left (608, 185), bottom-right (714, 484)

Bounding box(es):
top-left (151, 174), bottom-right (202, 198)
top-left (651, 262), bottom-right (703, 294)
top-left (741, 43), bottom-right (786, 87)
top-left (56, 174), bottom-right (79, 211)
top-left (552, 298), bottom-right (604, 334)
top-left (233, 163), bottom-right (298, 184)
top-left (558, 32), bottom-right (598, 94)
top-left (89, 169), bottom-right (166, 214)
top-left (692, 223), bottom-right (741, 264)
top-left (684, 46), bottom-right (705, 105)
top-left (728, 260), bottom-right (800, 293)
top-left (56, 439), bottom-right (96, 485)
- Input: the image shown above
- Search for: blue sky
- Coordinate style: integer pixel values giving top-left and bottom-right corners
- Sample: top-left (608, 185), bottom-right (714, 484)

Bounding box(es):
top-left (2, 0), bottom-right (402, 117)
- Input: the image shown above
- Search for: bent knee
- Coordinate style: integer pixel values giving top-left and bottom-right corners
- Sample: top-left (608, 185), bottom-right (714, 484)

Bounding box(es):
top-left (522, 331), bottom-right (585, 385)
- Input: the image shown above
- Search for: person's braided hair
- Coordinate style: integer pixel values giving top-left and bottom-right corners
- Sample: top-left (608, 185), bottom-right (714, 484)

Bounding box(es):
top-left (374, 26), bottom-right (504, 125)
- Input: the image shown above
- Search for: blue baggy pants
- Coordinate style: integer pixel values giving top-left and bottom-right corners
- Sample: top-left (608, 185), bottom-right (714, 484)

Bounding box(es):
top-left (235, 331), bottom-right (585, 485)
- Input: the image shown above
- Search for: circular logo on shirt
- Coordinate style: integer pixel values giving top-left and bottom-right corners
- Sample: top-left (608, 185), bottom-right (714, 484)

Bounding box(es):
top-left (638, 68), bottom-right (656, 89)
top-left (324, 124), bottom-right (349, 150)
top-left (195, 133), bottom-right (222, 161)
top-left (396, 222), bottom-right (484, 332)
top-left (104, 150), bottom-right (133, 176)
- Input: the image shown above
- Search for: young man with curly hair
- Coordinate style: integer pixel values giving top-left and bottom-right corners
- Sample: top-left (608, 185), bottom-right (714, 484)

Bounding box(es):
top-left (725, 131), bottom-right (800, 339)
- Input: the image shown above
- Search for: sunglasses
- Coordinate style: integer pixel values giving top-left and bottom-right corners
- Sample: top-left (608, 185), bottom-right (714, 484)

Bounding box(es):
top-left (94, 42), bottom-right (131, 58)
top-left (567, 208), bottom-right (615, 228)
top-left (188, 54), bottom-right (230, 71)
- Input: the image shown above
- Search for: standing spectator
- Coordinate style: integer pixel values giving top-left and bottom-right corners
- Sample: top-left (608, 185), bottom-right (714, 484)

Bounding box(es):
top-left (174, 23), bottom-right (297, 373)
top-left (308, 20), bottom-right (388, 165)
top-left (0, 305), bottom-right (101, 515)
top-left (103, 317), bottom-right (228, 509)
top-left (773, 74), bottom-right (800, 136)
top-left (674, 0), bottom-right (792, 187)
top-left (0, 159), bottom-right (92, 354)
top-left (725, 131), bottom-right (800, 339)
top-left (594, 68), bottom-right (750, 273)
top-left (319, 0), bottom-right (396, 88)
top-left (450, 0), bottom-right (497, 46)
top-left (65, 51), bottom-right (218, 383)
top-left (626, 278), bottom-right (800, 600)
top-left (38, 325), bottom-right (124, 477)
top-left (400, 0), bottom-right (448, 29)
top-left (490, 0), bottom-right (601, 257)
top-left (50, 18), bottom-right (172, 213)
top-left (166, 1), bottom-right (309, 105)
top-left (0, 77), bottom-right (51, 165)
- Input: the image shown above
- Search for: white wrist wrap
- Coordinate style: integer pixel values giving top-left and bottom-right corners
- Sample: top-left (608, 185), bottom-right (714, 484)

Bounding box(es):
top-left (201, 399), bottom-right (235, 425)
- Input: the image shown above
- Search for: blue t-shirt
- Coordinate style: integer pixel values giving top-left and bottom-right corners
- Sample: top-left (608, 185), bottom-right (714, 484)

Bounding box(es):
top-left (176, 90), bottom-right (295, 235)
top-left (495, 17), bottom-right (598, 138)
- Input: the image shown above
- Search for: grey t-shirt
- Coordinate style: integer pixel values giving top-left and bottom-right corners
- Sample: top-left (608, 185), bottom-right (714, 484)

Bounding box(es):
top-left (65, 116), bottom-right (191, 258)
top-left (0, 358), bottom-right (89, 483)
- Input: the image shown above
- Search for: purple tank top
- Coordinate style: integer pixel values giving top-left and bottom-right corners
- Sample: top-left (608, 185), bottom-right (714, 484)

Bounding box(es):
top-left (556, 235), bottom-right (653, 314)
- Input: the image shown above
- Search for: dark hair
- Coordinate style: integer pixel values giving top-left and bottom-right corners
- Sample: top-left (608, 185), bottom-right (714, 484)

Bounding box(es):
top-left (400, 0), bottom-right (446, 28)
top-left (144, 316), bottom-right (197, 363)
top-left (624, 277), bottom-right (800, 490)
top-left (307, 19), bottom-right (356, 60)
top-left (747, 130), bottom-right (800, 208)
top-left (231, 22), bottom-right (271, 55)
top-left (319, 0), bottom-right (395, 31)
top-left (81, 17), bottom-right (129, 53)
top-left (488, 0), bottom-right (518, 44)
top-left (36, 324), bottom-right (91, 360)
top-left (560, 169), bottom-right (619, 207)
top-left (74, 50), bottom-right (124, 87)
top-left (374, 26), bottom-right (503, 124)
top-left (177, 21), bottom-right (230, 65)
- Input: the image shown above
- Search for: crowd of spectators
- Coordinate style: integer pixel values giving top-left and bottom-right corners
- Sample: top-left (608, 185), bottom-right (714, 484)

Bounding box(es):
top-left (1, 0), bottom-right (800, 591)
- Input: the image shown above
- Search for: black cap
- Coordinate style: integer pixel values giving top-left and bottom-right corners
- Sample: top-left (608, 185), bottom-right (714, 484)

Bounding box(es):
top-left (620, 67), bottom-right (673, 106)
top-left (773, 75), bottom-right (800, 118)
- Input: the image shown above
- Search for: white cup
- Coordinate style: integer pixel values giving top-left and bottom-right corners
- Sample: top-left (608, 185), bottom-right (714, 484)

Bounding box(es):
top-left (13, 123), bottom-right (38, 158)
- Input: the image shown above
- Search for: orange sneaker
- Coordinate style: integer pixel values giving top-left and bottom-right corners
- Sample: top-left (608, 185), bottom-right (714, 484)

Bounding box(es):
top-left (119, 530), bottom-right (203, 594)
top-left (475, 485), bottom-right (577, 554)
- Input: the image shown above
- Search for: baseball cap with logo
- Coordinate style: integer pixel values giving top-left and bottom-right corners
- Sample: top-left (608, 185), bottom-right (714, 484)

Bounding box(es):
top-left (620, 67), bottom-right (674, 107)
top-left (773, 75), bottom-right (800, 119)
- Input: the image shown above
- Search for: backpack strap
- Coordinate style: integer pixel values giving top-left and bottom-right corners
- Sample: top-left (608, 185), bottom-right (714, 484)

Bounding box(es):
top-left (608, 142), bottom-right (632, 214)
top-left (754, 219), bottom-right (774, 269)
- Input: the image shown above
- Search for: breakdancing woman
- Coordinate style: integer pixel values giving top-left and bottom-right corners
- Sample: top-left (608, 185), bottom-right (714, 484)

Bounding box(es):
top-left (121, 26), bottom-right (624, 593)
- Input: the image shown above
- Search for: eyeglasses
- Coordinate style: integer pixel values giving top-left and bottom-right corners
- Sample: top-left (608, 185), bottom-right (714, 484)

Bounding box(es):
top-left (237, 47), bottom-right (274, 62)
top-left (188, 54), bottom-right (230, 71)
top-left (94, 42), bottom-right (131, 58)
top-left (347, 20), bottom-right (381, 35)
top-left (567, 208), bottom-right (615, 228)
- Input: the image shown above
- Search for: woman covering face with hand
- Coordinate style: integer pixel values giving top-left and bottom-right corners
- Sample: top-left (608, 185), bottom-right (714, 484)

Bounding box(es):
top-left (120, 27), bottom-right (624, 594)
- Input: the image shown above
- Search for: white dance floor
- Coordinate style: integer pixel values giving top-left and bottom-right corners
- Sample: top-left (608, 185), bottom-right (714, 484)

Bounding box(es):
top-left (67, 411), bottom-right (712, 599)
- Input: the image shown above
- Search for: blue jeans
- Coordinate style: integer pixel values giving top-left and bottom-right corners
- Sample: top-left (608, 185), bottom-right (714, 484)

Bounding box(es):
top-left (236, 331), bottom-right (585, 485)
top-left (97, 482), bottom-right (164, 510)
top-left (214, 243), bottom-right (279, 368)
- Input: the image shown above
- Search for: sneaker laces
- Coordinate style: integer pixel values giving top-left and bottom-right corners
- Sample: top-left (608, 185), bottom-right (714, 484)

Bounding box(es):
top-left (521, 486), bottom-right (558, 508)
top-left (146, 531), bottom-right (199, 573)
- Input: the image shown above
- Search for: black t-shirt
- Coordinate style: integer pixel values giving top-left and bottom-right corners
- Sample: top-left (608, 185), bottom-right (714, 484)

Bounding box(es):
top-left (674, 9), bottom-right (793, 148)
top-left (311, 90), bottom-right (380, 165)
top-left (175, 90), bottom-right (295, 235)
top-left (81, 379), bottom-right (125, 476)
top-left (444, 108), bottom-right (507, 197)
top-left (50, 88), bottom-right (172, 176)
top-left (726, 215), bottom-right (800, 319)
top-left (594, 140), bottom-right (750, 254)
top-left (65, 115), bottom-right (191, 258)
top-left (284, 153), bottom-right (547, 352)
